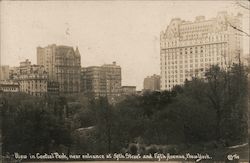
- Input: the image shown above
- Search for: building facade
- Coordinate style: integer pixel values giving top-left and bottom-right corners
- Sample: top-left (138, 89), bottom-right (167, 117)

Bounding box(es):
top-left (81, 62), bottom-right (121, 98)
top-left (160, 11), bottom-right (243, 90)
top-left (102, 62), bottom-right (122, 97)
top-left (81, 66), bottom-right (105, 97)
top-left (18, 73), bottom-right (47, 97)
top-left (143, 74), bottom-right (161, 91)
top-left (15, 60), bottom-right (48, 96)
top-left (37, 44), bottom-right (81, 94)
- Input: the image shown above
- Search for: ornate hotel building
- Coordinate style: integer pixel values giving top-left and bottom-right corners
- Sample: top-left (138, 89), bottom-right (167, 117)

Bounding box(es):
top-left (160, 11), bottom-right (243, 90)
top-left (37, 44), bottom-right (81, 94)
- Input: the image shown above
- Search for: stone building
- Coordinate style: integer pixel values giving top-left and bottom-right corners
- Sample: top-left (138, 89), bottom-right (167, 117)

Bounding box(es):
top-left (18, 73), bottom-right (47, 96)
top-left (81, 62), bottom-right (121, 98)
top-left (8, 59), bottom-right (59, 96)
top-left (143, 74), bottom-right (160, 91)
top-left (102, 62), bottom-right (122, 97)
top-left (160, 11), bottom-right (243, 90)
top-left (121, 86), bottom-right (136, 95)
top-left (81, 66), bottom-right (105, 97)
top-left (16, 61), bottom-right (47, 97)
top-left (37, 44), bottom-right (81, 94)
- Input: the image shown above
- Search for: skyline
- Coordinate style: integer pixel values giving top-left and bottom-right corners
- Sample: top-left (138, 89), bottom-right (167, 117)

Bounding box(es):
top-left (1, 1), bottom-right (249, 90)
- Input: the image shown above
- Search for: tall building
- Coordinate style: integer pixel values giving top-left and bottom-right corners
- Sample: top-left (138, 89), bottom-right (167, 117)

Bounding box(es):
top-left (37, 44), bottom-right (81, 93)
top-left (160, 11), bottom-right (243, 90)
top-left (0, 65), bottom-right (10, 80)
top-left (102, 62), bottom-right (122, 97)
top-left (81, 66), bottom-right (104, 97)
top-left (143, 74), bottom-right (160, 91)
top-left (81, 62), bottom-right (121, 98)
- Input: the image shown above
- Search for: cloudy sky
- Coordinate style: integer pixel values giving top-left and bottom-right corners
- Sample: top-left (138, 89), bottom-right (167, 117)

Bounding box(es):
top-left (0, 1), bottom-right (249, 90)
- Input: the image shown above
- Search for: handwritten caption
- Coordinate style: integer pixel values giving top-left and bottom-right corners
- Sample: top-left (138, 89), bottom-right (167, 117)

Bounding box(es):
top-left (14, 152), bottom-right (213, 162)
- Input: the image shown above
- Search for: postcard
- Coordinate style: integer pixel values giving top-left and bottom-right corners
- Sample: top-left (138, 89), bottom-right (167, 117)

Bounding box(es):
top-left (0, 0), bottom-right (249, 162)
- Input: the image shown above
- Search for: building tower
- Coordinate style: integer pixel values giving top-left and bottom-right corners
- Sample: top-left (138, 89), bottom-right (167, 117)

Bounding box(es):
top-left (37, 44), bottom-right (81, 93)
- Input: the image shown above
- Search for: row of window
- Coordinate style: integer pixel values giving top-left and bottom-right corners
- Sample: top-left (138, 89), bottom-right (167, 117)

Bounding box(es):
top-left (179, 24), bottom-right (213, 32)
top-left (165, 61), bottom-right (223, 70)
top-left (162, 60), bottom-right (224, 69)
top-left (161, 51), bottom-right (227, 59)
top-left (162, 62), bottom-right (224, 72)
top-left (163, 57), bottom-right (223, 65)
top-left (1, 88), bottom-right (19, 91)
top-left (28, 92), bottom-right (45, 97)
top-left (162, 54), bottom-right (224, 62)
top-left (162, 34), bottom-right (228, 47)
top-left (162, 43), bottom-right (227, 52)
top-left (163, 52), bottom-right (225, 60)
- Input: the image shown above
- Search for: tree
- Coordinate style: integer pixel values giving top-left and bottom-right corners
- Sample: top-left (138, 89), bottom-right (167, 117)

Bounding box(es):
top-left (231, 0), bottom-right (250, 37)
top-left (220, 64), bottom-right (248, 144)
top-left (1, 94), bottom-right (72, 154)
top-left (205, 65), bottom-right (226, 141)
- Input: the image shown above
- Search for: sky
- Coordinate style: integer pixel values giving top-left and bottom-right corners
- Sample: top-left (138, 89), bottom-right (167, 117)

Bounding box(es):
top-left (0, 0), bottom-right (249, 90)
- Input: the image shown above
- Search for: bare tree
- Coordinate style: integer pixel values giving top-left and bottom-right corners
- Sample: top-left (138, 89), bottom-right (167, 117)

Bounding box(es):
top-left (228, 23), bottom-right (250, 37)
top-left (236, 0), bottom-right (250, 10)
top-left (231, 0), bottom-right (250, 37)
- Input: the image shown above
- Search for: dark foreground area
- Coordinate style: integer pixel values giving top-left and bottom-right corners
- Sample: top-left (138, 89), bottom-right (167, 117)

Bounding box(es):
top-left (0, 64), bottom-right (249, 163)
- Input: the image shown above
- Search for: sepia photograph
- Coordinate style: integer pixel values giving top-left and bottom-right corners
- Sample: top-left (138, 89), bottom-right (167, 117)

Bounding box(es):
top-left (0, 0), bottom-right (249, 162)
